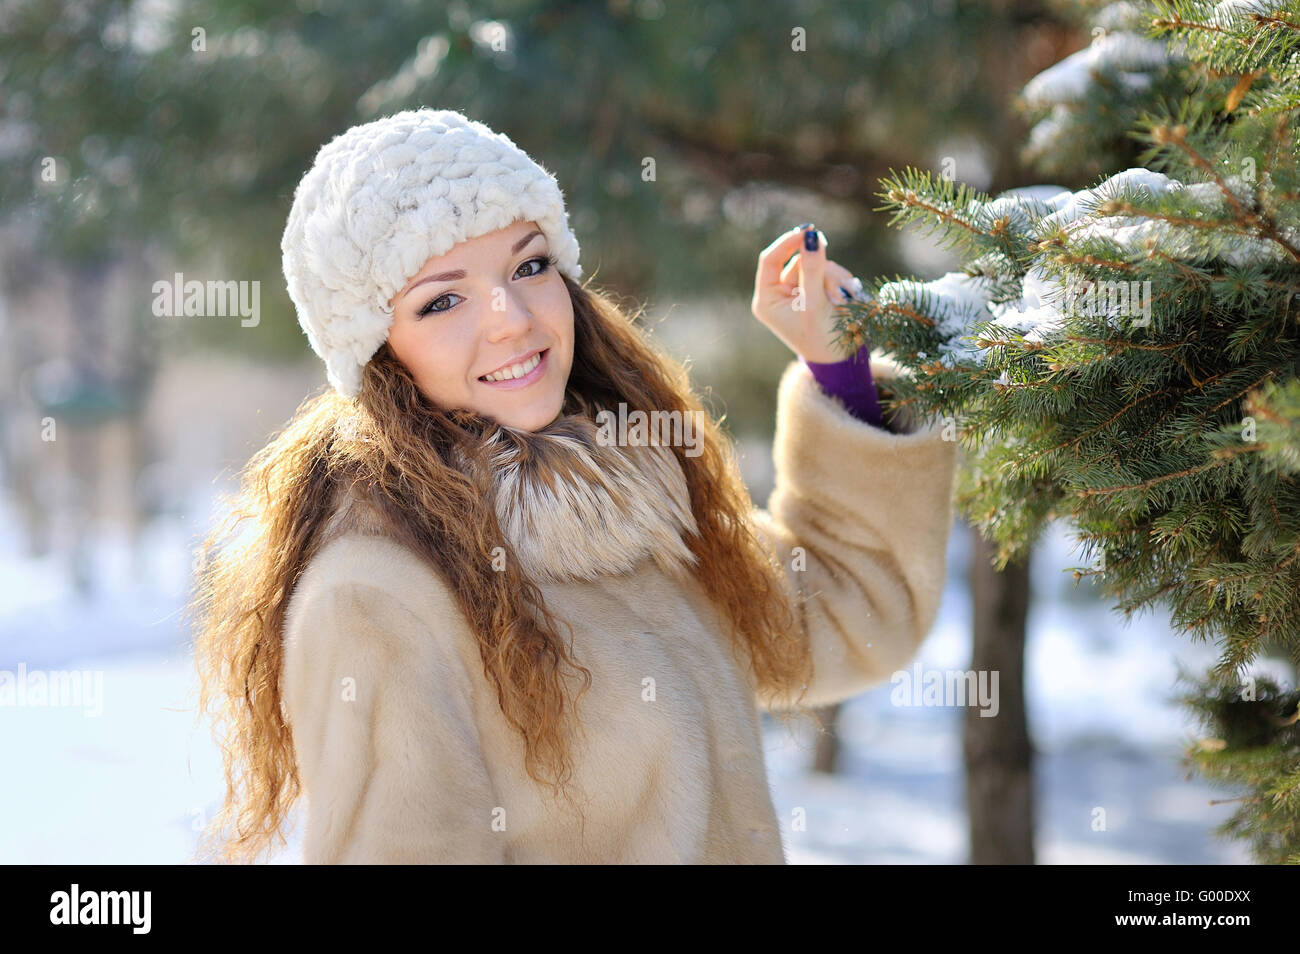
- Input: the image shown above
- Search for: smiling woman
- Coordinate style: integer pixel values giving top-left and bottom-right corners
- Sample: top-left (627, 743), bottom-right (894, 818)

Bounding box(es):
top-left (386, 220), bottom-right (575, 432)
top-left (190, 107), bottom-right (957, 866)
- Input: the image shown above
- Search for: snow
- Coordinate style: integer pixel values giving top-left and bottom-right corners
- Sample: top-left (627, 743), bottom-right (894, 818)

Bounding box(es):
top-left (978, 188), bottom-right (1065, 234)
top-left (875, 270), bottom-right (998, 369)
top-left (1035, 167), bottom-right (1173, 230)
top-left (1040, 167), bottom-right (1296, 267)
top-left (0, 653), bottom-right (302, 864)
top-left (1019, 2), bottom-right (1184, 162)
top-left (883, 165), bottom-right (1299, 371)
top-left (1025, 105), bottom-right (1071, 158)
top-left (986, 265), bottom-right (1068, 343)
top-left (1213, 0), bottom-right (1290, 27)
top-left (1096, 0), bottom-right (1165, 31)
top-left (1022, 32), bottom-right (1175, 108)
top-left (0, 485), bottom-right (1265, 864)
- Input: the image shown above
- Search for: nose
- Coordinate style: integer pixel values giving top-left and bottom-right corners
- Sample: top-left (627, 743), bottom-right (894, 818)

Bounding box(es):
top-left (483, 284), bottom-right (534, 343)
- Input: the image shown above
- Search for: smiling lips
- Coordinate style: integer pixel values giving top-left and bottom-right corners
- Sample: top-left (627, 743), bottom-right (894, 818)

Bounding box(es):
top-left (480, 348), bottom-right (548, 387)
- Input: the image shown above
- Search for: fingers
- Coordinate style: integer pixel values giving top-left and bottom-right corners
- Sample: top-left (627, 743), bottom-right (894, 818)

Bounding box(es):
top-left (823, 258), bottom-right (848, 280)
top-left (776, 228), bottom-right (829, 285)
top-left (797, 228), bottom-right (827, 310)
top-left (756, 225), bottom-right (811, 292)
top-left (824, 260), bottom-right (869, 303)
top-left (779, 254), bottom-right (798, 285)
top-left (821, 260), bottom-right (872, 355)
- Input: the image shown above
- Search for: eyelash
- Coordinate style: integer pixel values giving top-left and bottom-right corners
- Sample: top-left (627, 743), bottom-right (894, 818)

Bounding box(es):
top-left (416, 254), bottom-right (558, 318)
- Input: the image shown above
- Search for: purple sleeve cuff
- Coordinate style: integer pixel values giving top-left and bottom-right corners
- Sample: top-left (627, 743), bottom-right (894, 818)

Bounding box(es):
top-left (801, 343), bottom-right (885, 428)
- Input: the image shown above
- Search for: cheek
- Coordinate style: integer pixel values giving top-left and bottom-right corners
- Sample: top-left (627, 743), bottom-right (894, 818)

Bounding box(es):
top-left (389, 318), bottom-right (471, 393)
top-left (533, 280), bottom-right (574, 342)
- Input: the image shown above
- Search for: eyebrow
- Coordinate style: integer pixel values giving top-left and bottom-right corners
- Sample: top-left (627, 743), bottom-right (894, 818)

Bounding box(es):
top-left (401, 230), bottom-right (545, 299)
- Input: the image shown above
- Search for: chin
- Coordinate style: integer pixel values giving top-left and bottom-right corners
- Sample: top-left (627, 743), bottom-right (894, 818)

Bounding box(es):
top-left (492, 396), bottom-right (564, 432)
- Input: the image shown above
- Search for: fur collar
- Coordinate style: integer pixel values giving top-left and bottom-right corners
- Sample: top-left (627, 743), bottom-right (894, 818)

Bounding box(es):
top-left (321, 410), bottom-right (700, 584)
top-left (455, 412), bottom-right (700, 583)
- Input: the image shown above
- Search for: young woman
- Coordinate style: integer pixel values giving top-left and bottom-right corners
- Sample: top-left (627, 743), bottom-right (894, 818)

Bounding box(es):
top-left (191, 108), bottom-right (957, 864)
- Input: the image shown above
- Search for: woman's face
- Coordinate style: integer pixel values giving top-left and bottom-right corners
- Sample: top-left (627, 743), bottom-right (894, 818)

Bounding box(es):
top-left (386, 219), bottom-right (575, 431)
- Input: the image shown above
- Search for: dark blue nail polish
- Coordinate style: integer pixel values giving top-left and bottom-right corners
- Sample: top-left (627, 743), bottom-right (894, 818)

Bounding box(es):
top-left (796, 221), bottom-right (813, 230)
top-left (804, 228), bottom-right (819, 251)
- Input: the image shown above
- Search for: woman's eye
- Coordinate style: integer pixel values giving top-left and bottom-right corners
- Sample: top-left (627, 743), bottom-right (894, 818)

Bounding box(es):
top-left (416, 257), bottom-right (551, 317)
top-left (514, 255), bottom-right (552, 279)
top-left (418, 293), bottom-right (460, 317)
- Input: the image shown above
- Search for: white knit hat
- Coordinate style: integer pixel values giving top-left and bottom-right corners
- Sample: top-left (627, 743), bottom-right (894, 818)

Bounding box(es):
top-left (281, 107), bottom-right (583, 398)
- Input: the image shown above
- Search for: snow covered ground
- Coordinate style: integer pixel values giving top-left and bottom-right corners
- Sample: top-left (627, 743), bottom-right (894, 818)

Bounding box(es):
top-left (0, 493), bottom-right (1265, 864)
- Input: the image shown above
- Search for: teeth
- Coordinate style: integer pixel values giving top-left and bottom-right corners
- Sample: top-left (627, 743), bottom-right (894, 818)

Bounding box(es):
top-left (483, 351), bottom-right (542, 382)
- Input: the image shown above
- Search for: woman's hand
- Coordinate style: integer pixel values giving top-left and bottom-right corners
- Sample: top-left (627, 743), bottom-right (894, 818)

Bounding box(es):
top-left (751, 224), bottom-right (868, 364)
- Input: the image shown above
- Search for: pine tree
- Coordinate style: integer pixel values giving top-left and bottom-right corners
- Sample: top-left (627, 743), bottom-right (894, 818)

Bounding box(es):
top-left (839, 0), bottom-right (1300, 863)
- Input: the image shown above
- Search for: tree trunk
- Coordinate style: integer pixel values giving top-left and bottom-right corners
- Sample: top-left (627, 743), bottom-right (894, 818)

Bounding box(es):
top-left (811, 702), bottom-right (842, 774)
top-left (964, 524), bottom-right (1034, 863)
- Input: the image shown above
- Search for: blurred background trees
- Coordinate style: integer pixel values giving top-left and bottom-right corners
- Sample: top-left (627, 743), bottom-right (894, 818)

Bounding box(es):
top-left (0, 0), bottom-right (1077, 427)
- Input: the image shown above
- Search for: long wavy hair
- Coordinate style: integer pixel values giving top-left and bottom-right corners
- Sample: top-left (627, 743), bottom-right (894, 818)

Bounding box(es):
top-left (190, 274), bottom-right (816, 863)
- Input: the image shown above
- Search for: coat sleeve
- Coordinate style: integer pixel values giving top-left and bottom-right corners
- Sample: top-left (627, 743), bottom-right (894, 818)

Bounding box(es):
top-left (748, 353), bottom-right (959, 712)
top-left (281, 556), bottom-right (506, 864)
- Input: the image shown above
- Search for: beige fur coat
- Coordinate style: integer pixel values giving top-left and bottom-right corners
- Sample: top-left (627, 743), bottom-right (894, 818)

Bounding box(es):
top-left (280, 354), bottom-right (958, 863)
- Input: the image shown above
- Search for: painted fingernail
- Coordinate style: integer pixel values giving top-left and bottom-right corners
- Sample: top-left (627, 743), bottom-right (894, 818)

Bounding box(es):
top-left (804, 228), bottom-right (819, 251)
top-left (840, 286), bottom-right (853, 302)
top-left (795, 222), bottom-right (813, 231)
